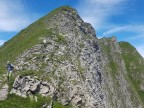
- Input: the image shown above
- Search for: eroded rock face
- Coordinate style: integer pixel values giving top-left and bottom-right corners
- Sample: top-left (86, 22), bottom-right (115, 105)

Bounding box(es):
top-left (11, 76), bottom-right (54, 97)
top-left (13, 7), bottom-right (103, 108)
top-left (8, 7), bottom-right (144, 108)
top-left (99, 37), bottom-right (143, 108)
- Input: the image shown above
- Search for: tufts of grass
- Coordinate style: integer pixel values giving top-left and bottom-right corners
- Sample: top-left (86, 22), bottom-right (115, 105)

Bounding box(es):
top-left (54, 34), bottom-right (67, 45)
top-left (100, 39), bottom-right (119, 78)
top-left (0, 94), bottom-right (51, 108)
top-left (42, 6), bottom-right (76, 21)
top-left (109, 61), bottom-right (118, 77)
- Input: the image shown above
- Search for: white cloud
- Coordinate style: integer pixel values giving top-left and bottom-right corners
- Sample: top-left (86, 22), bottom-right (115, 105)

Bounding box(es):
top-left (128, 34), bottom-right (144, 40)
top-left (0, 0), bottom-right (32, 32)
top-left (0, 39), bottom-right (5, 45)
top-left (103, 25), bottom-right (144, 36)
top-left (102, 24), bottom-right (144, 57)
top-left (76, 0), bottom-right (144, 58)
top-left (137, 45), bottom-right (144, 58)
top-left (103, 26), bottom-right (129, 35)
top-left (77, 0), bottom-right (128, 30)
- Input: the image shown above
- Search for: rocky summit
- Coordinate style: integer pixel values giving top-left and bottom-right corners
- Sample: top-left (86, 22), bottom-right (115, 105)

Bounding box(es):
top-left (0, 6), bottom-right (144, 108)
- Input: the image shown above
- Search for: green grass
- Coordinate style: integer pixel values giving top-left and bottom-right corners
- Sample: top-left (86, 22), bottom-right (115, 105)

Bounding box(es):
top-left (0, 6), bottom-right (73, 74)
top-left (119, 42), bottom-right (144, 105)
top-left (99, 38), bottom-right (119, 78)
top-left (0, 94), bottom-right (73, 108)
top-left (0, 6), bottom-right (77, 108)
top-left (109, 61), bottom-right (118, 77)
top-left (99, 39), bottom-right (144, 106)
top-left (42, 6), bottom-right (76, 20)
top-left (53, 101), bottom-right (72, 108)
top-left (0, 28), bottom-right (54, 72)
top-left (54, 34), bottom-right (67, 45)
top-left (0, 94), bottom-right (51, 108)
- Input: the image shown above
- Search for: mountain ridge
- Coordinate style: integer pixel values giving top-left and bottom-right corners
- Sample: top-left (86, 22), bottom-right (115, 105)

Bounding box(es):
top-left (0, 6), bottom-right (144, 108)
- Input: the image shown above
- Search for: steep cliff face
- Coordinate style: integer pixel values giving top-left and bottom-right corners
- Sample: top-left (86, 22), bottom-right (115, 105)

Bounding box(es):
top-left (120, 42), bottom-right (144, 104)
top-left (0, 6), bottom-right (144, 108)
top-left (12, 6), bottom-right (103, 108)
top-left (99, 37), bottom-right (144, 108)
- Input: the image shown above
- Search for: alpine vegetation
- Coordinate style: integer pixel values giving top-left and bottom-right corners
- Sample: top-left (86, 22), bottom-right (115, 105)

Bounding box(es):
top-left (0, 6), bottom-right (144, 108)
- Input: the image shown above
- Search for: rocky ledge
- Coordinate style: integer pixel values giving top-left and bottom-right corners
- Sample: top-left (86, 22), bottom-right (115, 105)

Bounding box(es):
top-left (10, 76), bottom-right (54, 98)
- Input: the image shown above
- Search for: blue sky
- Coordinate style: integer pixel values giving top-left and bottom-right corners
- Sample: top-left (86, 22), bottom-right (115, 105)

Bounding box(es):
top-left (0, 0), bottom-right (144, 57)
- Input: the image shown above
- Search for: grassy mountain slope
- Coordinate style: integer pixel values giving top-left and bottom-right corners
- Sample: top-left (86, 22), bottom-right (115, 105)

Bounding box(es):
top-left (99, 37), bottom-right (144, 107)
top-left (0, 6), bottom-right (72, 74)
top-left (119, 42), bottom-right (144, 103)
top-left (0, 6), bottom-right (77, 108)
top-left (0, 5), bottom-right (144, 108)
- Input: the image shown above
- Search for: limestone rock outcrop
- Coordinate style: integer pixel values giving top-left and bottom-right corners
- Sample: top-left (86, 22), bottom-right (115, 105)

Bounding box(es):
top-left (11, 76), bottom-right (54, 97)
top-left (0, 84), bottom-right (9, 100)
top-left (0, 6), bottom-right (144, 108)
